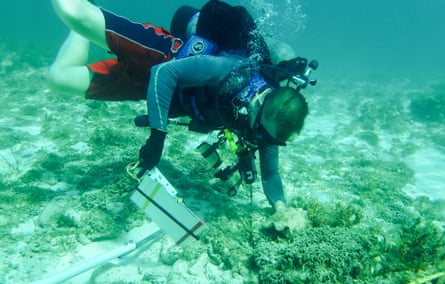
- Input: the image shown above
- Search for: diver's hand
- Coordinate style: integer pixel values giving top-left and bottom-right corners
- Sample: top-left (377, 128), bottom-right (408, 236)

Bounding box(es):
top-left (138, 128), bottom-right (166, 176)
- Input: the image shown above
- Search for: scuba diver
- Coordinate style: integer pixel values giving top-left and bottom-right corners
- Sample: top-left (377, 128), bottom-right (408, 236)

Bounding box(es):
top-left (136, 54), bottom-right (316, 213)
top-left (136, 2), bottom-right (318, 214)
top-left (48, 0), bottom-right (318, 219)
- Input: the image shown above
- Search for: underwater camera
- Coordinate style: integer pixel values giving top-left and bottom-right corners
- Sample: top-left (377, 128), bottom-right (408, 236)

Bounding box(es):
top-left (196, 130), bottom-right (229, 169)
top-left (196, 141), bottom-right (222, 169)
top-left (263, 57), bottom-right (319, 91)
top-left (288, 58), bottom-right (319, 90)
top-left (197, 130), bottom-right (258, 197)
top-left (212, 147), bottom-right (257, 197)
top-left (213, 149), bottom-right (257, 184)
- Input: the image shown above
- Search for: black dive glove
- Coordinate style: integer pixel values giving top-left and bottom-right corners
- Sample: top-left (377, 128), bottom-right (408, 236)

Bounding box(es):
top-left (138, 128), bottom-right (167, 176)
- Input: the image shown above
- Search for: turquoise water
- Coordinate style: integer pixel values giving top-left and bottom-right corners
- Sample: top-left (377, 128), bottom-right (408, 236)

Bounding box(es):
top-left (1, 1), bottom-right (444, 283)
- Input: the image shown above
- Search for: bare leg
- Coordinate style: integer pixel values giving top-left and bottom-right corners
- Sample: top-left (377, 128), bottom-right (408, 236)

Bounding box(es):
top-left (48, 0), bottom-right (107, 93)
top-left (50, 0), bottom-right (107, 49)
top-left (47, 31), bottom-right (92, 93)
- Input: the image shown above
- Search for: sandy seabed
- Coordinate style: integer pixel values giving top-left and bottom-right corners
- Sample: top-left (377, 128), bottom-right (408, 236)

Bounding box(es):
top-left (1, 49), bottom-right (445, 283)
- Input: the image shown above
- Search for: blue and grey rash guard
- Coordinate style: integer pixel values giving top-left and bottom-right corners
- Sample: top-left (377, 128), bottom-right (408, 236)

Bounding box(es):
top-left (258, 143), bottom-right (286, 205)
top-left (147, 55), bottom-right (245, 131)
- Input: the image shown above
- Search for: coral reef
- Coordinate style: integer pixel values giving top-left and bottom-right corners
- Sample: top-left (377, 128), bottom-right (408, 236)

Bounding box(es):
top-left (1, 45), bottom-right (445, 283)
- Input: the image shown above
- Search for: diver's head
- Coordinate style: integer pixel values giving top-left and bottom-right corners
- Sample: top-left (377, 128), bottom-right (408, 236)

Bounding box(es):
top-left (170, 5), bottom-right (200, 40)
top-left (258, 87), bottom-right (309, 144)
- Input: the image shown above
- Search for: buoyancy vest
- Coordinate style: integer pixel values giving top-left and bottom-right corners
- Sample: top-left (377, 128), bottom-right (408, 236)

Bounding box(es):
top-left (175, 34), bottom-right (219, 59)
top-left (178, 70), bottom-right (272, 145)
